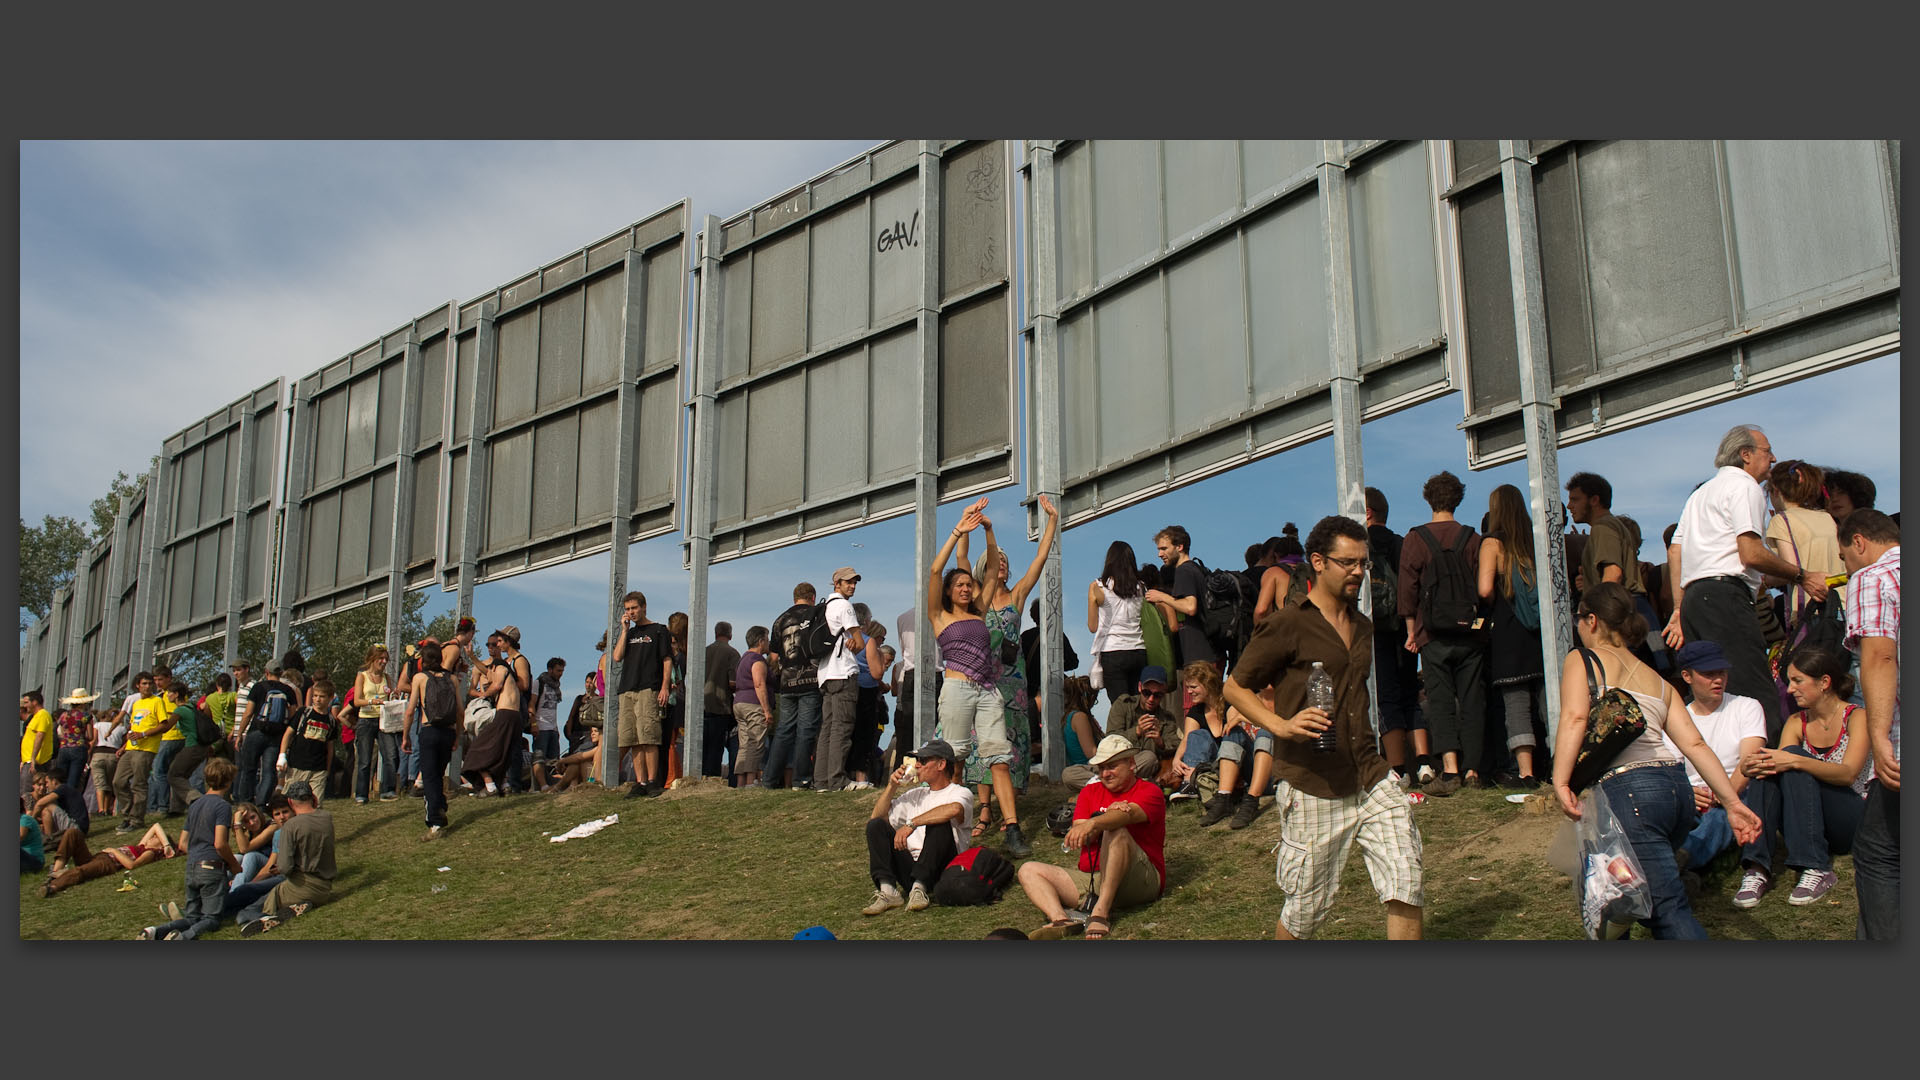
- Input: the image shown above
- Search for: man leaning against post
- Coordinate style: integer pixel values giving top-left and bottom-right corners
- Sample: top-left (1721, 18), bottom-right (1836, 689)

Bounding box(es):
top-left (1226, 514), bottom-right (1424, 941)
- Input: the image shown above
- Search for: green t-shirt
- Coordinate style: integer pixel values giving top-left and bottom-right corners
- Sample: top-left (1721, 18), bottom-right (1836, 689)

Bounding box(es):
top-left (174, 704), bottom-right (201, 747)
top-left (206, 690), bottom-right (238, 734)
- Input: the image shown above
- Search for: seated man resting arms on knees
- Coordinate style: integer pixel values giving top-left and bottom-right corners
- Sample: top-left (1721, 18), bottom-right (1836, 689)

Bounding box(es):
top-left (862, 738), bottom-right (974, 916)
top-left (1020, 733), bottom-right (1167, 940)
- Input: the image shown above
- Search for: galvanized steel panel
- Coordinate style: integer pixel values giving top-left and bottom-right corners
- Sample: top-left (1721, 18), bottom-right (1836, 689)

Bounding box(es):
top-left (634, 374), bottom-right (677, 510)
top-left (313, 388), bottom-right (347, 486)
top-left (409, 453), bottom-right (440, 567)
top-left (531, 413), bottom-right (580, 537)
top-left (344, 372), bottom-right (380, 474)
top-left (1456, 139), bottom-right (1900, 468)
top-left (493, 309), bottom-right (540, 428)
top-left (643, 246), bottom-right (683, 374)
top-left (700, 142), bottom-right (1015, 562)
top-left (582, 272), bottom-right (624, 392)
top-left (1032, 140), bottom-right (1452, 529)
top-left (536, 286), bottom-right (586, 412)
top-left (485, 427), bottom-right (533, 553)
top-left (452, 334), bottom-right (476, 445)
top-left (575, 398), bottom-right (619, 522)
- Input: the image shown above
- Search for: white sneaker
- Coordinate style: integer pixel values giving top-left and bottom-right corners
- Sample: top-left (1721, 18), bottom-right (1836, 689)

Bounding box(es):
top-left (906, 882), bottom-right (932, 911)
top-left (1415, 764), bottom-right (1437, 786)
top-left (862, 884), bottom-right (905, 916)
top-left (847, 780), bottom-right (875, 790)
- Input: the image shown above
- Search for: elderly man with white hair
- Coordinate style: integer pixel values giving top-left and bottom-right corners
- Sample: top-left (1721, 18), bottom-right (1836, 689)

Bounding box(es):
top-left (1664, 425), bottom-right (1831, 744)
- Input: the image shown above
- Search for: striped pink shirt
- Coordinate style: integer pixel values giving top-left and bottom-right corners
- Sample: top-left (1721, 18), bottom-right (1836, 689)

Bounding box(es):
top-left (1844, 545), bottom-right (1900, 765)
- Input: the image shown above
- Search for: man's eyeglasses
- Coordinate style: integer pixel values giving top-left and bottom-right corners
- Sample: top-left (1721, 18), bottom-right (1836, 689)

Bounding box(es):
top-left (1321, 555), bottom-right (1372, 572)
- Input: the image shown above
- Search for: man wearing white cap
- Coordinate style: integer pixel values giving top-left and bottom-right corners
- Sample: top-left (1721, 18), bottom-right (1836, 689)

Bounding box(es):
top-left (1019, 732), bottom-right (1168, 940)
top-left (813, 567), bottom-right (868, 793)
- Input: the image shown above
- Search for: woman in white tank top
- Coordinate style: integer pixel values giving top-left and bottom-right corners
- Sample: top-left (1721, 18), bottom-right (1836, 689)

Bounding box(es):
top-left (1087, 541), bottom-right (1148, 706)
top-left (1552, 583), bottom-right (1761, 939)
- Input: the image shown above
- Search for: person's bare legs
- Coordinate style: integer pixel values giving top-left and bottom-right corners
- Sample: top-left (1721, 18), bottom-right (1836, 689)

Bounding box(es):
top-left (1247, 751), bottom-right (1274, 796)
top-left (1218, 757), bottom-right (1241, 795)
top-left (1016, 861), bottom-right (1078, 924)
top-left (1091, 829), bottom-right (1133, 922)
top-left (1381, 730), bottom-right (1408, 772)
top-left (1515, 747), bottom-right (1536, 779)
top-left (640, 746), bottom-right (661, 785)
top-left (1411, 730), bottom-right (1432, 761)
top-left (1386, 900), bottom-right (1422, 939)
top-left (990, 762), bottom-right (1017, 826)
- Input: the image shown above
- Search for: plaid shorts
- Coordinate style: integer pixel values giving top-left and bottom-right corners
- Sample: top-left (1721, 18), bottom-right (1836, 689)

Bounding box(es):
top-left (1273, 777), bottom-right (1423, 939)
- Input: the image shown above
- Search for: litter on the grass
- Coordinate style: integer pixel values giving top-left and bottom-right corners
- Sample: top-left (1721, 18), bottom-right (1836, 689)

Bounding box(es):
top-left (437, 866), bottom-right (451, 872)
top-left (1505, 794), bottom-right (1530, 804)
top-left (550, 813), bottom-right (621, 843)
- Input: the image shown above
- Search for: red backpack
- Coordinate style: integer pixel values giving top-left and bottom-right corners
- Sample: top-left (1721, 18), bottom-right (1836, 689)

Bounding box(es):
top-left (930, 846), bottom-right (1016, 907)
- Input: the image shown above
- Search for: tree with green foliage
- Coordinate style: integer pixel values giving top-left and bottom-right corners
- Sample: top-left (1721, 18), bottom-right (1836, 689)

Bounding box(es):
top-left (19, 515), bottom-right (89, 633)
top-left (88, 460), bottom-right (156, 541)
top-left (159, 592), bottom-right (456, 698)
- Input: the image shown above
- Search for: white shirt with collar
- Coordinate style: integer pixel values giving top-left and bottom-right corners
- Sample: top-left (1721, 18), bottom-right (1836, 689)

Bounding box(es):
top-left (1673, 465), bottom-right (1769, 591)
top-left (816, 594), bottom-right (862, 683)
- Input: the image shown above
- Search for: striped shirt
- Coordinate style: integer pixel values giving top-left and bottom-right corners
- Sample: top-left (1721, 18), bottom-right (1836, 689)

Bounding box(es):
top-left (1844, 545), bottom-right (1900, 765)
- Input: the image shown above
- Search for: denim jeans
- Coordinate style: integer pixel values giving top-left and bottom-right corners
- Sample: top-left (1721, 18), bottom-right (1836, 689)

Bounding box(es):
top-left (1853, 779), bottom-right (1900, 940)
top-left (148, 740), bottom-right (182, 812)
top-left (399, 718), bottom-right (421, 788)
top-left (354, 719), bottom-right (399, 799)
top-left (223, 876), bottom-right (283, 920)
top-left (236, 727), bottom-right (282, 807)
top-left (1597, 763), bottom-right (1707, 940)
top-left (1678, 806), bottom-right (1735, 869)
top-left (1180, 727), bottom-right (1220, 771)
top-left (233, 850), bottom-right (269, 887)
top-left (54, 745), bottom-right (89, 790)
top-left (761, 691), bottom-right (821, 788)
top-left (1739, 746), bottom-right (1864, 873)
top-left (155, 864), bottom-right (228, 940)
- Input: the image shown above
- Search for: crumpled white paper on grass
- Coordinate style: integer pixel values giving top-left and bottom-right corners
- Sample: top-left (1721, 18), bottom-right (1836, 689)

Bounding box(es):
top-left (549, 813), bottom-right (620, 843)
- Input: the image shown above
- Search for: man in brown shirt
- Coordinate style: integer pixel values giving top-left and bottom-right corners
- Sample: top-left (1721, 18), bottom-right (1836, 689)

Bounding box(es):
top-left (1226, 515), bottom-right (1424, 941)
top-left (1569, 472), bottom-right (1666, 673)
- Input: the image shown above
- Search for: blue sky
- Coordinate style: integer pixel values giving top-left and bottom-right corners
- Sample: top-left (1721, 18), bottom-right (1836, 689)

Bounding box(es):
top-left (19, 141), bottom-right (1901, 704)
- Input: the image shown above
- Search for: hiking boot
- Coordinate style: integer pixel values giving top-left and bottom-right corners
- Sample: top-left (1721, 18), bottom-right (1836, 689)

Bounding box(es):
top-left (1788, 869), bottom-right (1837, 906)
top-left (862, 884), bottom-right (905, 916)
top-left (1422, 773), bottom-right (1462, 797)
top-left (1199, 793), bottom-right (1237, 827)
top-left (1732, 867), bottom-right (1772, 909)
top-left (1169, 777), bottom-right (1201, 802)
top-left (1229, 795), bottom-right (1264, 830)
top-left (906, 882), bottom-right (932, 911)
top-left (1003, 822), bottom-right (1033, 859)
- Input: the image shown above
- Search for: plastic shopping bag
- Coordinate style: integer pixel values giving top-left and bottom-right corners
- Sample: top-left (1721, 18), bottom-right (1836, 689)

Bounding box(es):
top-left (1573, 785), bottom-right (1652, 940)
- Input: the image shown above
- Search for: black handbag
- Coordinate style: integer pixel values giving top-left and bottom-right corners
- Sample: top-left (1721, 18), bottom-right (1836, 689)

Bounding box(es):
top-left (1566, 648), bottom-right (1649, 794)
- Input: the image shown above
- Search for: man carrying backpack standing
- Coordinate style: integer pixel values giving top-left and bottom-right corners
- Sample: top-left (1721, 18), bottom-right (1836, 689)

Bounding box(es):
top-left (1399, 471), bottom-right (1488, 796)
top-left (813, 568), bottom-right (869, 793)
top-left (613, 592), bottom-right (674, 798)
top-left (1367, 488), bottom-right (1434, 787)
top-left (1146, 525), bottom-right (1218, 703)
top-left (762, 583), bottom-right (824, 790)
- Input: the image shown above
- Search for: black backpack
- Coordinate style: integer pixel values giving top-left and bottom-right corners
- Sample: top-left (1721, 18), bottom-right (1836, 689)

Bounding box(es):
top-left (790, 598), bottom-right (839, 666)
top-left (1367, 532), bottom-right (1400, 622)
top-left (422, 670), bottom-right (462, 728)
top-left (192, 704), bottom-right (223, 748)
top-left (930, 845), bottom-right (1016, 906)
top-left (1411, 524), bottom-right (1480, 635)
top-left (1195, 560), bottom-right (1256, 658)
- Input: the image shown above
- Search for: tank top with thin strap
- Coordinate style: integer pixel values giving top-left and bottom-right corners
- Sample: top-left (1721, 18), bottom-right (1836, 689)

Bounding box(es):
top-left (937, 618), bottom-right (996, 687)
top-left (1096, 580), bottom-right (1146, 652)
top-left (1587, 650), bottom-right (1678, 770)
top-left (1798, 704), bottom-right (1874, 797)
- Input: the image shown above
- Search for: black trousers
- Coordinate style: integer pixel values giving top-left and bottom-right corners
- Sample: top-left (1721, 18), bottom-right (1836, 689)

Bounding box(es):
top-left (866, 816), bottom-right (958, 892)
top-left (417, 723), bottom-right (457, 829)
top-left (1421, 634), bottom-right (1488, 771)
top-left (1680, 576), bottom-right (1784, 741)
top-left (701, 711), bottom-right (732, 781)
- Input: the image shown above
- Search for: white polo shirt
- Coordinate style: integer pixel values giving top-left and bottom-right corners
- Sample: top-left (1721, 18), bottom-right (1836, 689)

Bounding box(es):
top-left (1663, 692), bottom-right (1766, 787)
top-left (1673, 466), bottom-right (1769, 591)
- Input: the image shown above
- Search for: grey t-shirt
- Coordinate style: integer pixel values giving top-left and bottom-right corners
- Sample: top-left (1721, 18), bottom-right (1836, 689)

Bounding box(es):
top-left (282, 808), bottom-right (337, 886)
top-left (185, 792), bottom-right (232, 867)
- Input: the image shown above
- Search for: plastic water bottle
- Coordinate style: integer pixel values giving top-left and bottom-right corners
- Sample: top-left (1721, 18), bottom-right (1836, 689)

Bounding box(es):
top-left (1307, 661), bottom-right (1337, 754)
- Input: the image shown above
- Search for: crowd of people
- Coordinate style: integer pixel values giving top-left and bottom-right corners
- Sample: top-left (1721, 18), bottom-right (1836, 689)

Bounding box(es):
top-left (19, 425), bottom-right (1899, 942)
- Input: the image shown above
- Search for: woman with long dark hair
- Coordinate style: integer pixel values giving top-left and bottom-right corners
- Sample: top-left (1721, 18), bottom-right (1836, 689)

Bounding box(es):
top-left (1253, 524), bottom-right (1308, 621)
top-left (957, 495), bottom-right (1059, 860)
top-left (1087, 541), bottom-right (1147, 706)
top-left (1730, 643), bottom-right (1872, 909)
top-left (1551, 583), bottom-right (1761, 938)
top-left (926, 499), bottom-right (993, 828)
top-left (1478, 484), bottom-right (1544, 787)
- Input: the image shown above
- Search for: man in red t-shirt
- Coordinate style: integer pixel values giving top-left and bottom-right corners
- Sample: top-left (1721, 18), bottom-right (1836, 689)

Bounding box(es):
top-left (1019, 734), bottom-right (1166, 940)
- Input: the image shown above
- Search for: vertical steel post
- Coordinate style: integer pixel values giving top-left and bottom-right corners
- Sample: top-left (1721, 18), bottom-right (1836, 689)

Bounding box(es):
top-left (272, 392), bottom-right (312, 667)
top-left (65, 554), bottom-right (88, 696)
top-left (1499, 140), bottom-right (1571, 741)
top-left (222, 407), bottom-right (259, 669)
top-left (604, 248), bottom-right (650, 787)
top-left (457, 301), bottom-right (499, 628)
top-left (98, 498), bottom-right (130, 694)
top-left (131, 456), bottom-right (169, 673)
top-left (43, 593), bottom-right (66, 701)
top-left (1029, 142), bottom-right (1066, 780)
top-left (385, 336), bottom-right (425, 662)
top-left (684, 229), bottom-right (719, 781)
top-left (1320, 141), bottom-right (1380, 738)
top-left (912, 143), bottom-right (943, 748)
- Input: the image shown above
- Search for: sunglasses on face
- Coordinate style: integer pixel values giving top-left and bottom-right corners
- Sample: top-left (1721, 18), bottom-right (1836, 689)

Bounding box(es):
top-left (1139, 687), bottom-right (1165, 698)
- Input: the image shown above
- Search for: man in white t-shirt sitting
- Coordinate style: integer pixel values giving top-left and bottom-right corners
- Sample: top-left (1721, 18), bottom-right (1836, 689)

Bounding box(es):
top-left (1661, 640), bottom-right (1767, 879)
top-left (862, 738), bottom-right (974, 916)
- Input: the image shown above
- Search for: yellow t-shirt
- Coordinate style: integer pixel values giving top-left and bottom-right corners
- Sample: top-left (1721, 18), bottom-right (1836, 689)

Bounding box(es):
top-left (20, 708), bottom-right (54, 765)
top-left (127, 695), bottom-right (169, 753)
top-left (1765, 505), bottom-right (1845, 607)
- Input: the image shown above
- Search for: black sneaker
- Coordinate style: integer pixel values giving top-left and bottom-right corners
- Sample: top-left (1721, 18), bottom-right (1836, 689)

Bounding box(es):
top-left (1199, 793), bottom-right (1237, 827)
top-left (647, 781), bottom-right (666, 798)
top-left (1169, 777), bottom-right (1201, 802)
top-left (1496, 772), bottom-right (1542, 791)
top-left (1229, 795), bottom-right (1264, 830)
top-left (625, 783), bottom-right (651, 799)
